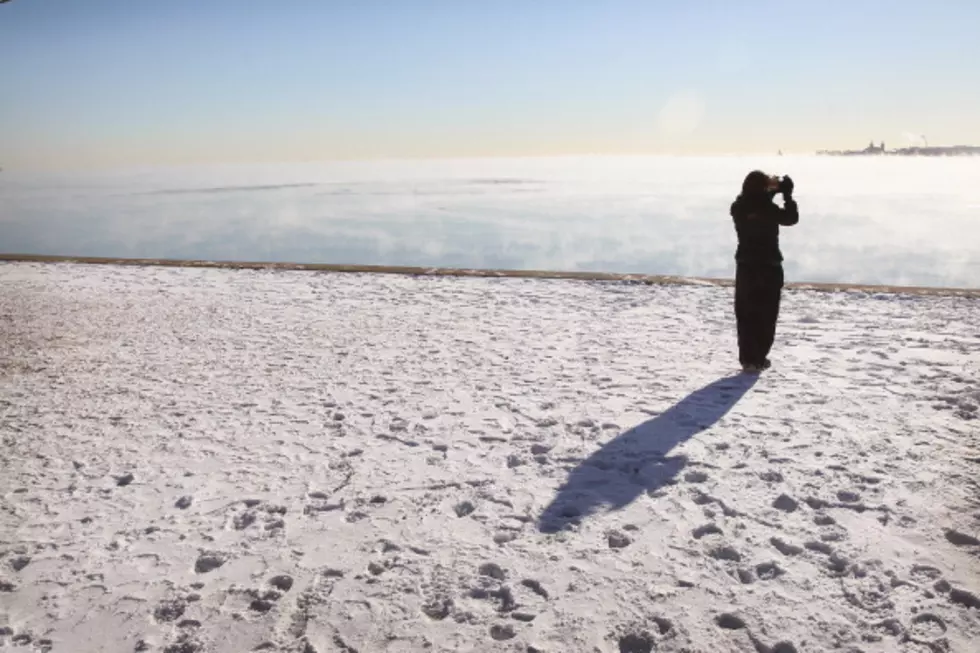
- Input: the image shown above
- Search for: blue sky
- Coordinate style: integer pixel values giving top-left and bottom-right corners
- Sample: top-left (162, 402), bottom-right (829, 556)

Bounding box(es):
top-left (2, 0), bottom-right (978, 169)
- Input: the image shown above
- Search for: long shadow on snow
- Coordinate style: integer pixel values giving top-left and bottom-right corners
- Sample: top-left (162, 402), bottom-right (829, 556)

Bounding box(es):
top-left (537, 373), bottom-right (758, 533)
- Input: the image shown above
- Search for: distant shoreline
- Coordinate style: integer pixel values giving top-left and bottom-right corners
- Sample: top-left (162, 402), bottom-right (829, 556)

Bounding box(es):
top-left (816, 145), bottom-right (980, 157)
top-left (2, 253), bottom-right (977, 298)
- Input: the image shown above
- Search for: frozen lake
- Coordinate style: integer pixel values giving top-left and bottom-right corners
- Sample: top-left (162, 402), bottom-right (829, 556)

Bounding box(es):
top-left (2, 155), bottom-right (978, 288)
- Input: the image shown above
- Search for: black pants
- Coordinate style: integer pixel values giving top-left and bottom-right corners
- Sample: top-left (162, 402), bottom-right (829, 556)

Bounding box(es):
top-left (734, 262), bottom-right (784, 366)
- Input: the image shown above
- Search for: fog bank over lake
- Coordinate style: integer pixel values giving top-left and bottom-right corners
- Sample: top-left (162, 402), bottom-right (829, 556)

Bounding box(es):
top-left (2, 155), bottom-right (978, 288)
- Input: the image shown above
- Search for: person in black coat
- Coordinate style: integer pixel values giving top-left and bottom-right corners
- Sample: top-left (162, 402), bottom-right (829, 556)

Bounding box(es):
top-left (730, 170), bottom-right (798, 373)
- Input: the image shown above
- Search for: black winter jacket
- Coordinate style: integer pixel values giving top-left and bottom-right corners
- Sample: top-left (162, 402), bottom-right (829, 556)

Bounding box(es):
top-left (730, 191), bottom-right (799, 264)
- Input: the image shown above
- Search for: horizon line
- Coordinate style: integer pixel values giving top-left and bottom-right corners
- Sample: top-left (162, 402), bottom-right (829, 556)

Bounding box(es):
top-left (5, 149), bottom-right (976, 174)
top-left (7, 140), bottom-right (980, 173)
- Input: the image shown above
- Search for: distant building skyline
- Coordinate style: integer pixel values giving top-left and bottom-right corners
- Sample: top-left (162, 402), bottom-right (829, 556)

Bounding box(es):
top-left (2, 0), bottom-right (979, 170)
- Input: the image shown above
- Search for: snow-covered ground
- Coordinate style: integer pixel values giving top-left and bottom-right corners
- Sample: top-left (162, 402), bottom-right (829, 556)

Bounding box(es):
top-left (1, 262), bottom-right (978, 653)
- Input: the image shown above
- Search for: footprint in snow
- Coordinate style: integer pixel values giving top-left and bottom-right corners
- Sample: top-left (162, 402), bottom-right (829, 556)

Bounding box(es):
top-left (478, 563), bottom-right (506, 581)
top-left (692, 524), bottom-right (723, 540)
top-left (773, 494), bottom-right (799, 513)
top-left (8, 556), bottom-right (31, 572)
top-left (684, 470), bottom-right (709, 483)
top-left (489, 623), bottom-right (516, 641)
top-left (616, 631), bottom-right (655, 653)
top-left (944, 528), bottom-right (980, 547)
top-left (194, 553), bottom-right (226, 574)
top-left (154, 598), bottom-right (187, 623)
top-left (771, 537), bottom-right (804, 556)
top-left (715, 613), bottom-right (746, 630)
top-left (521, 579), bottom-right (549, 599)
top-left (837, 490), bottom-right (861, 503)
top-left (804, 540), bottom-right (833, 555)
top-left (908, 613), bottom-right (947, 644)
top-left (607, 530), bottom-right (633, 549)
top-left (755, 561), bottom-right (785, 580)
top-left (614, 620), bottom-right (671, 653)
top-left (268, 574), bottom-right (294, 592)
top-left (709, 545), bottom-right (742, 562)
top-left (909, 564), bottom-right (943, 584)
top-left (950, 587), bottom-right (980, 609)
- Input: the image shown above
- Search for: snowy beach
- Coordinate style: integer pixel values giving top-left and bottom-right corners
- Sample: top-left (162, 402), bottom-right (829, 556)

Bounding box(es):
top-left (1, 262), bottom-right (979, 653)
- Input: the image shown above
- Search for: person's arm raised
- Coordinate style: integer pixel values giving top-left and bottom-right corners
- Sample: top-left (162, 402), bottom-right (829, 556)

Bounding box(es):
top-left (777, 197), bottom-right (799, 226)
top-left (775, 176), bottom-right (798, 226)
